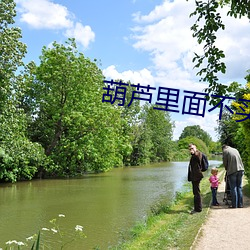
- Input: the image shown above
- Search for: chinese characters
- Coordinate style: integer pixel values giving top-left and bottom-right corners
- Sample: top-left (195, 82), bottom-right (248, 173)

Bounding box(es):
top-left (102, 80), bottom-right (250, 122)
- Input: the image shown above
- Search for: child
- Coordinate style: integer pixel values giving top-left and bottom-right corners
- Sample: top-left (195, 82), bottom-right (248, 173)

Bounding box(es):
top-left (209, 168), bottom-right (220, 206)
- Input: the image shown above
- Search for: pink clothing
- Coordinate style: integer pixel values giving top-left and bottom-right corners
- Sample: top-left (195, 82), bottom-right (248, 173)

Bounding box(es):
top-left (209, 175), bottom-right (219, 188)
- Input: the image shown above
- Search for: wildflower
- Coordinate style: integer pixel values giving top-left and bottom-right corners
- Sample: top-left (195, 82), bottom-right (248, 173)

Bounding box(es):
top-left (75, 225), bottom-right (83, 232)
top-left (42, 228), bottom-right (50, 231)
top-left (5, 240), bottom-right (25, 246)
top-left (6, 240), bottom-right (17, 245)
top-left (26, 236), bottom-right (34, 241)
top-left (17, 242), bottom-right (25, 246)
top-left (51, 228), bottom-right (58, 233)
top-left (58, 214), bottom-right (65, 217)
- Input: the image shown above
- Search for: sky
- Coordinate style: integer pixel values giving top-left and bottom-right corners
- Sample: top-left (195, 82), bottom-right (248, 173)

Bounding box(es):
top-left (14, 0), bottom-right (250, 141)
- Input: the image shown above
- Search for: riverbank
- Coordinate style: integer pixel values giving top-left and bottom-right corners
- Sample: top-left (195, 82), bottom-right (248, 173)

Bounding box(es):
top-left (112, 168), bottom-right (225, 249)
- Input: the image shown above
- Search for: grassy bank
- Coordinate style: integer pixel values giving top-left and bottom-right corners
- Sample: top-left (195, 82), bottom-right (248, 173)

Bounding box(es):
top-left (111, 169), bottom-right (225, 250)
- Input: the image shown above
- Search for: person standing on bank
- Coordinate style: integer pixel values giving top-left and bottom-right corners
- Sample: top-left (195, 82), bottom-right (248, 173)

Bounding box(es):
top-left (209, 168), bottom-right (220, 206)
top-left (188, 143), bottom-right (204, 214)
top-left (222, 144), bottom-right (244, 208)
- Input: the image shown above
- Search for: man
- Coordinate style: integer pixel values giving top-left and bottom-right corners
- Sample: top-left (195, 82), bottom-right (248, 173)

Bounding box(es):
top-left (222, 144), bottom-right (244, 208)
top-left (188, 143), bottom-right (204, 214)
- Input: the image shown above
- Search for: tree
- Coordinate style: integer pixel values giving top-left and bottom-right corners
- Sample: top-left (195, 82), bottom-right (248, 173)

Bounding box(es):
top-left (179, 125), bottom-right (212, 146)
top-left (189, 0), bottom-right (250, 101)
top-left (131, 104), bottom-right (174, 164)
top-left (0, 0), bottom-right (27, 108)
top-left (209, 141), bottom-right (222, 154)
top-left (129, 121), bottom-right (153, 165)
top-left (178, 136), bottom-right (209, 156)
top-left (216, 110), bottom-right (240, 147)
top-left (24, 39), bottom-right (126, 175)
top-left (144, 105), bottom-right (174, 162)
top-left (0, 0), bottom-right (47, 182)
top-left (103, 80), bottom-right (140, 166)
top-left (229, 72), bottom-right (250, 176)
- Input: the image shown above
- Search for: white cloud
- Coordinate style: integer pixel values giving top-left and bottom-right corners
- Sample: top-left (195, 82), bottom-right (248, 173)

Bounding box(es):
top-left (16, 0), bottom-right (95, 48)
top-left (65, 22), bottom-right (95, 48)
top-left (132, 1), bottom-right (175, 23)
top-left (154, 68), bottom-right (207, 92)
top-left (131, 0), bottom-right (198, 90)
top-left (103, 65), bottom-right (155, 87)
top-left (16, 0), bottom-right (73, 29)
top-left (130, 0), bottom-right (250, 89)
top-left (214, 7), bottom-right (250, 81)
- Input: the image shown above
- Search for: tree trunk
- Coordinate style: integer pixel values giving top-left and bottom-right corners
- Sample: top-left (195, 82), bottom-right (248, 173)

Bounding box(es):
top-left (45, 119), bottom-right (63, 156)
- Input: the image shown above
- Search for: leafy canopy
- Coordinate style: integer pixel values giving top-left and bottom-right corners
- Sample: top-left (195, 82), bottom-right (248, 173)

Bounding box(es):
top-left (179, 125), bottom-right (212, 145)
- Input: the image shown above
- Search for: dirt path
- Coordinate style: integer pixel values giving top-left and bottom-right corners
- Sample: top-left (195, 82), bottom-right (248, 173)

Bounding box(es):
top-left (192, 173), bottom-right (250, 250)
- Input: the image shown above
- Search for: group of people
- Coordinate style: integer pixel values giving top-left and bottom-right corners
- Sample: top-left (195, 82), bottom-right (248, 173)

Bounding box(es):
top-left (188, 143), bottom-right (244, 214)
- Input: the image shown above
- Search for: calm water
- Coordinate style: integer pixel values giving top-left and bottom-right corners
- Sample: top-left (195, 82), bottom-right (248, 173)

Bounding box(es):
top-left (0, 159), bottom-right (221, 249)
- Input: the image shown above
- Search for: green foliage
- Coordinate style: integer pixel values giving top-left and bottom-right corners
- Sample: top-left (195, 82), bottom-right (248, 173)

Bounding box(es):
top-left (0, 0), bottom-right (48, 182)
top-left (227, 72), bottom-right (250, 177)
top-left (0, 108), bottom-right (50, 182)
top-left (129, 104), bottom-right (174, 165)
top-left (129, 122), bottom-right (153, 165)
top-left (179, 125), bottom-right (212, 146)
top-left (0, 0), bottom-right (27, 106)
top-left (178, 136), bottom-right (209, 155)
top-left (143, 104), bottom-right (173, 162)
top-left (221, 0), bottom-right (250, 19)
top-left (172, 148), bottom-right (190, 161)
top-left (236, 124), bottom-right (250, 177)
top-left (215, 72), bottom-right (250, 176)
top-left (106, 80), bottom-right (140, 166)
top-left (24, 39), bottom-right (126, 175)
top-left (169, 141), bottom-right (190, 161)
top-left (216, 110), bottom-right (241, 147)
top-left (31, 231), bottom-right (40, 250)
top-left (209, 141), bottom-right (222, 154)
top-left (190, 0), bottom-right (226, 100)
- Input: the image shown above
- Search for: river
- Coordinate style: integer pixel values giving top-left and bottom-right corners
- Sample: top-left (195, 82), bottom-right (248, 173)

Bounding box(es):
top-left (0, 159), bottom-right (222, 249)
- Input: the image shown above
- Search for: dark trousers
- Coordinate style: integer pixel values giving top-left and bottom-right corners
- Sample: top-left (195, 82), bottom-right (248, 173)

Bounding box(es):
top-left (211, 187), bottom-right (218, 205)
top-left (192, 181), bottom-right (202, 212)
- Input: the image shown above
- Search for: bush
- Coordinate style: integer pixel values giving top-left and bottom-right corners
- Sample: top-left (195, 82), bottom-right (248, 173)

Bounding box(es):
top-left (0, 139), bottom-right (49, 183)
top-left (178, 136), bottom-right (209, 155)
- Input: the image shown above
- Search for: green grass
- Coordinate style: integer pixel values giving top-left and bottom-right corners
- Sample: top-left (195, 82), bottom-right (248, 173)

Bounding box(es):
top-left (111, 170), bottom-right (225, 250)
top-left (243, 177), bottom-right (250, 197)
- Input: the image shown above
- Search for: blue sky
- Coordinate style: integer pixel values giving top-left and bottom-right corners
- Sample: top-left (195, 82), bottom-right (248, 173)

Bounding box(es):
top-left (14, 0), bottom-right (250, 141)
